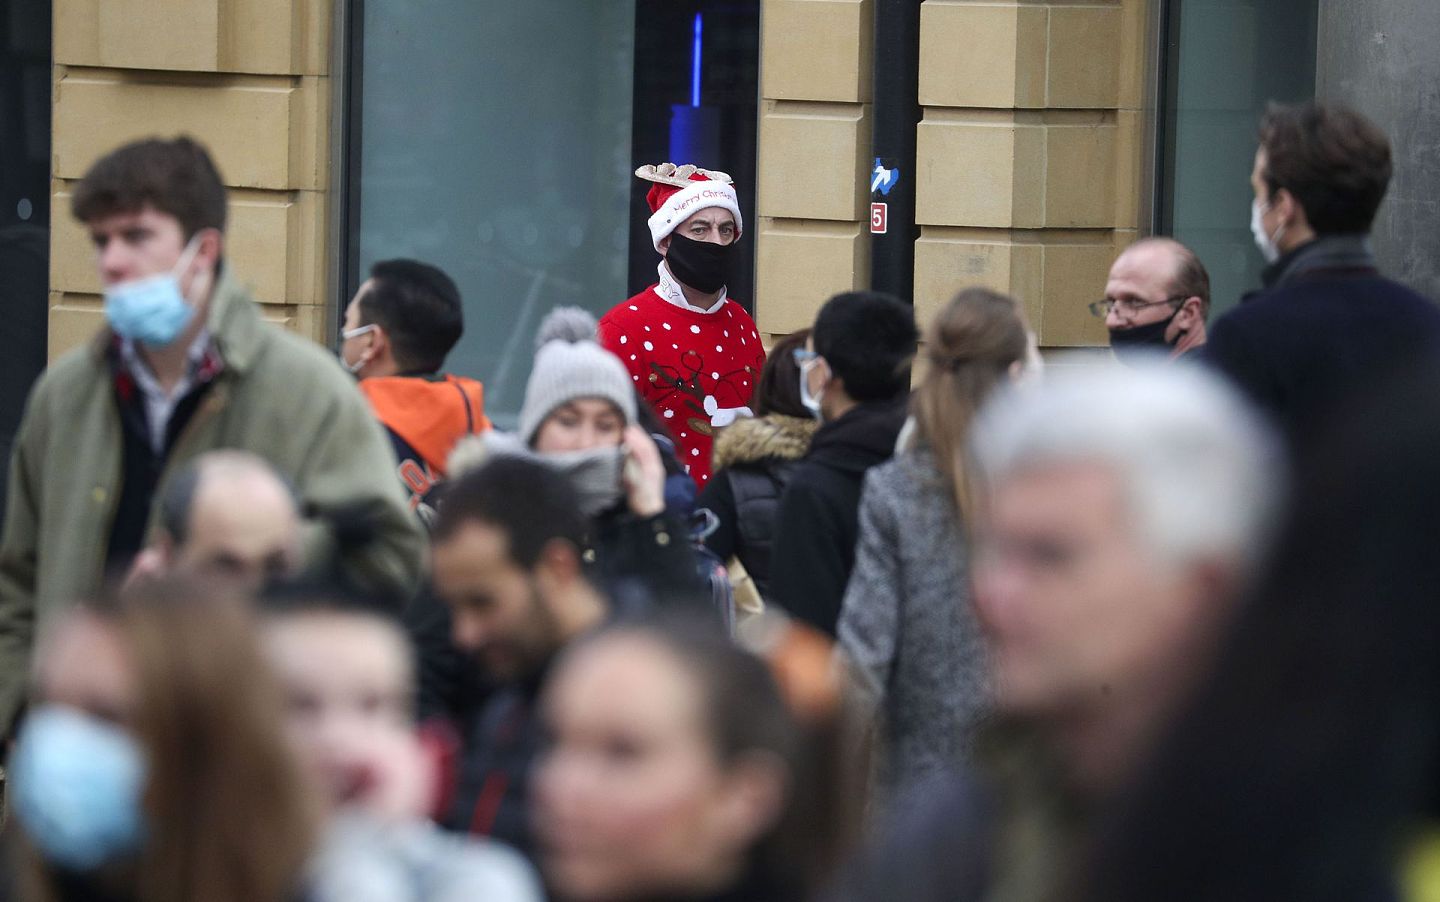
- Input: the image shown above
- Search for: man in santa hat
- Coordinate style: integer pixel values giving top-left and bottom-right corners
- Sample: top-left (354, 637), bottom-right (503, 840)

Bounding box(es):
top-left (598, 163), bottom-right (766, 487)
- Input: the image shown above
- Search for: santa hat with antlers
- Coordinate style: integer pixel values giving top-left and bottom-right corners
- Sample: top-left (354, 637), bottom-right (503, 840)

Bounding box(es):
top-left (638, 163), bottom-right (743, 252)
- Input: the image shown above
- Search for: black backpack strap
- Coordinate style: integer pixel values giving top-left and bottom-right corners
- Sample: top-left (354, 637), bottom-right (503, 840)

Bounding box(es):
top-left (452, 379), bottom-right (477, 434)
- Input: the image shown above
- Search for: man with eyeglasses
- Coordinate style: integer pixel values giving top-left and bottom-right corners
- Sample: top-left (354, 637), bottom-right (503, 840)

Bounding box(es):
top-left (1091, 237), bottom-right (1209, 364)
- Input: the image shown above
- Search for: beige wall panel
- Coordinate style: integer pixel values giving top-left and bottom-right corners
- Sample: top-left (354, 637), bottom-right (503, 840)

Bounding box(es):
top-left (1117, 0), bottom-right (1150, 110)
top-left (913, 233), bottom-right (1013, 327)
top-left (288, 72), bottom-right (330, 190)
top-left (49, 186), bottom-right (98, 296)
top-left (47, 293), bottom-right (104, 359)
top-left (918, 3), bottom-right (1047, 109)
top-left (912, 231), bottom-right (1046, 328)
top-left (226, 193), bottom-right (293, 304)
top-left (1008, 240), bottom-right (1046, 327)
top-left (288, 303), bottom-right (329, 345)
top-left (53, 70), bottom-right (326, 191)
top-left (98, 0), bottom-right (220, 71)
top-left (763, 0), bottom-right (872, 102)
top-left (222, 0), bottom-right (329, 75)
top-left (51, 184), bottom-right (327, 306)
top-left (755, 219), bottom-right (869, 334)
top-left (1011, 123), bottom-right (1047, 227)
top-left (1045, 6), bottom-right (1123, 109)
top-left (757, 101), bottom-right (872, 221)
top-left (1038, 242), bottom-right (1114, 346)
top-left (56, 0), bottom-right (326, 74)
top-left (1113, 110), bottom-right (1143, 227)
top-left (1111, 228), bottom-right (1140, 256)
top-left (227, 189), bottom-right (329, 306)
top-left (1043, 122), bottom-right (1117, 227)
top-left (916, 119), bottom-right (1032, 228)
top-left (54, 0), bottom-right (100, 64)
top-left (258, 303), bottom-right (300, 331)
top-left (288, 189), bottom-right (329, 314)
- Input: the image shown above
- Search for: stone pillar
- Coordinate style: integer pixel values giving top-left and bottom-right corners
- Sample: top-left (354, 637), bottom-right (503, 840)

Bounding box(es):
top-left (754, 0), bottom-right (1150, 347)
top-left (49, 0), bottom-right (335, 358)
top-left (911, 0), bottom-right (1148, 346)
top-left (753, 0), bottom-right (874, 341)
top-left (1317, 0), bottom-right (1440, 299)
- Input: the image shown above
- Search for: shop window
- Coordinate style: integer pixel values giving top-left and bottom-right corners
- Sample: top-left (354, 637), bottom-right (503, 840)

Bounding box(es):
top-left (1156, 0), bottom-right (1318, 317)
top-left (345, 0), bottom-right (758, 428)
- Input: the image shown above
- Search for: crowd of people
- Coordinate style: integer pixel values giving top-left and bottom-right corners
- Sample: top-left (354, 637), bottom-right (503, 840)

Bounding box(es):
top-left (0, 97), bottom-right (1438, 901)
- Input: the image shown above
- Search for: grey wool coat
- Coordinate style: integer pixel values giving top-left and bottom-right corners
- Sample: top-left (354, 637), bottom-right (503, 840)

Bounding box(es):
top-left (837, 449), bottom-right (991, 801)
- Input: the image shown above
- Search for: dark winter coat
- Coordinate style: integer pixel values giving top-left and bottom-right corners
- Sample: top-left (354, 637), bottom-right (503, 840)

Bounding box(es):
top-left (1204, 234), bottom-right (1440, 445)
top-left (588, 503), bottom-right (706, 608)
top-left (768, 397), bottom-right (908, 636)
top-left (697, 414), bottom-right (818, 599)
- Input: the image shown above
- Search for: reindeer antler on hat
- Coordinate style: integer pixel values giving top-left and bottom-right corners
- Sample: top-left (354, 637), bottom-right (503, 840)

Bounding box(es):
top-left (636, 162), bottom-right (743, 251)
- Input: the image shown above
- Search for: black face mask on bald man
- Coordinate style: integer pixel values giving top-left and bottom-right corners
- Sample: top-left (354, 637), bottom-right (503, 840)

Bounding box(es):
top-left (664, 233), bottom-right (733, 294)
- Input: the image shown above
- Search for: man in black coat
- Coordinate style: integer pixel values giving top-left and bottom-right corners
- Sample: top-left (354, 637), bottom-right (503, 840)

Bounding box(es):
top-left (1205, 101), bottom-right (1440, 446)
top-left (768, 291), bottom-right (917, 636)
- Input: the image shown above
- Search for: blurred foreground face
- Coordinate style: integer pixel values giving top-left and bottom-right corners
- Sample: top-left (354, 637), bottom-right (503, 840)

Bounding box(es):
top-left (536, 635), bottom-right (762, 901)
top-left (264, 612), bottom-right (421, 814)
top-left (533, 399), bottom-right (626, 454)
top-left (432, 520), bottom-right (562, 682)
top-left (973, 462), bottom-right (1205, 719)
top-left (34, 612), bottom-right (136, 726)
top-left (171, 472), bottom-right (301, 592)
top-left (16, 613), bottom-right (147, 872)
top-left (89, 205), bottom-right (189, 289)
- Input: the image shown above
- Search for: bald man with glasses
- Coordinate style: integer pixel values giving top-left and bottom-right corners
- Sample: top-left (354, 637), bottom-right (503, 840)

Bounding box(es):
top-left (1091, 237), bottom-right (1209, 364)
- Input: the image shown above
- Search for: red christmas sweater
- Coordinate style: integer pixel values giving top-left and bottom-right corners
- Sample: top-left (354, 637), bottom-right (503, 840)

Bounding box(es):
top-left (599, 272), bottom-right (766, 486)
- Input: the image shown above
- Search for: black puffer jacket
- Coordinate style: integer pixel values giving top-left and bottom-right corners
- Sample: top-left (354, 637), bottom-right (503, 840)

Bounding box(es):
top-left (696, 415), bottom-right (818, 599)
top-left (768, 397), bottom-right (909, 636)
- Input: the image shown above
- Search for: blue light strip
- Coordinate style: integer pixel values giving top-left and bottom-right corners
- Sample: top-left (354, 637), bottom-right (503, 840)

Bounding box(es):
top-left (691, 13), bottom-right (703, 108)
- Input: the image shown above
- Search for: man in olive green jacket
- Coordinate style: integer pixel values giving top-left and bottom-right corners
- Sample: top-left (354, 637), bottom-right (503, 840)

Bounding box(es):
top-left (0, 137), bottom-right (425, 733)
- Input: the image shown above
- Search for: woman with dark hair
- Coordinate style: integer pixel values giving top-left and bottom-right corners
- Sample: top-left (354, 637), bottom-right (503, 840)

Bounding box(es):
top-left (1072, 355), bottom-right (1440, 902)
top-left (533, 616), bottom-right (849, 901)
top-left (696, 330), bottom-right (818, 601)
top-left (837, 287), bottom-right (1033, 802)
top-left (7, 584), bottom-right (320, 902)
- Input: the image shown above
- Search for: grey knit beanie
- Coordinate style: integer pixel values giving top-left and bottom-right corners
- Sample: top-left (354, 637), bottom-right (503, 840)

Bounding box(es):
top-left (518, 307), bottom-right (638, 446)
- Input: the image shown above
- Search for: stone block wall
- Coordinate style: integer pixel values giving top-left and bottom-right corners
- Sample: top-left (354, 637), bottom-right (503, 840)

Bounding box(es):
top-left (49, 0), bottom-right (334, 357)
top-left (755, 0), bottom-right (1151, 347)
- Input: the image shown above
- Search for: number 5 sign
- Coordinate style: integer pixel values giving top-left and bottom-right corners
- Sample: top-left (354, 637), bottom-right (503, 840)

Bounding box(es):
top-left (870, 202), bottom-right (888, 235)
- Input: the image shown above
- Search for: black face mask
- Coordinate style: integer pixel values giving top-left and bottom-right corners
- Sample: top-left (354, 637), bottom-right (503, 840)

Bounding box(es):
top-left (1108, 309), bottom-right (1180, 366)
top-left (664, 233), bottom-right (733, 294)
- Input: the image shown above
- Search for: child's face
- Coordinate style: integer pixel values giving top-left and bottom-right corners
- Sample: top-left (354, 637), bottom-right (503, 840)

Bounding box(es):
top-left (263, 613), bottom-right (417, 813)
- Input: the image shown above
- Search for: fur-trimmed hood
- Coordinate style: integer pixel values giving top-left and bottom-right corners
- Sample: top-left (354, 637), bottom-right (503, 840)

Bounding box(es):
top-left (712, 414), bottom-right (818, 471)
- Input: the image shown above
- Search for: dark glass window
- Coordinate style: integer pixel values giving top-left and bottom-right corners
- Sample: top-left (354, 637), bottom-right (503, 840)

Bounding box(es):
top-left (346, 0), bottom-right (759, 428)
top-left (0, 0), bottom-right (52, 508)
top-left (1156, 0), bottom-right (1318, 316)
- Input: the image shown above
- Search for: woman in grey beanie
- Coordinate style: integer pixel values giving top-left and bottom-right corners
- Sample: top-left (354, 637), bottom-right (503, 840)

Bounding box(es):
top-left (452, 308), bottom-right (702, 607)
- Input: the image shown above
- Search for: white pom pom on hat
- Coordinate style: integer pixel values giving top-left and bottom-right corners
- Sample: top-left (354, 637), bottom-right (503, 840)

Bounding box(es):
top-left (534, 306), bottom-right (599, 349)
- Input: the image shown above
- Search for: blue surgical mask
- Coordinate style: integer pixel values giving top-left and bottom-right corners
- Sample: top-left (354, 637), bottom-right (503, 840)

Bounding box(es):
top-left (10, 705), bottom-right (147, 871)
top-left (104, 234), bottom-right (203, 347)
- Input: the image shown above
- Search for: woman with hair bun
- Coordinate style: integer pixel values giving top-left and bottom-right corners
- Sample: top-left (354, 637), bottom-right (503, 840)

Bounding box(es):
top-left (837, 287), bottom-right (1035, 803)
